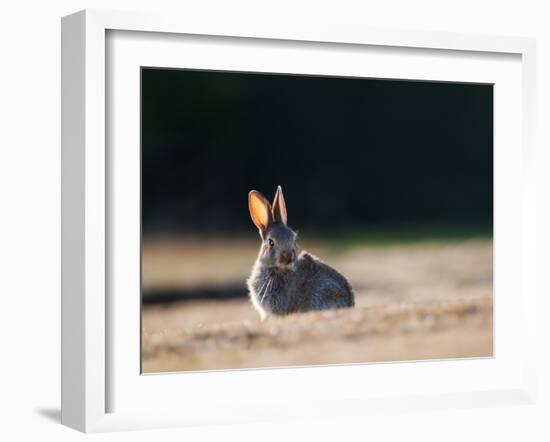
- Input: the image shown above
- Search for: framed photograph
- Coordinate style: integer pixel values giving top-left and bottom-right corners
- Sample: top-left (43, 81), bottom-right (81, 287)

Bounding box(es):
top-left (61, 9), bottom-right (537, 432)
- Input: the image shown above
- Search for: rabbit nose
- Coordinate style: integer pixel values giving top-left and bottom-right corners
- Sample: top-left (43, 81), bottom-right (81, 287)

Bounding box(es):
top-left (280, 251), bottom-right (294, 265)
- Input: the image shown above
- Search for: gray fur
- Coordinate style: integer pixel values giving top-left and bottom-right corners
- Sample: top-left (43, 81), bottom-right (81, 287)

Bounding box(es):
top-left (247, 187), bottom-right (355, 320)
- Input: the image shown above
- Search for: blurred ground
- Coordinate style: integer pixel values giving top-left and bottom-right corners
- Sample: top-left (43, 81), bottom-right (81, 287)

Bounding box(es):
top-left (142, 238), bottom-right (492, 373)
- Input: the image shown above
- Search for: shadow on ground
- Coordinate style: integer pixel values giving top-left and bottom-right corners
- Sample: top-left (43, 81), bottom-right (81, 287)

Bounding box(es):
top-left (35, 408), bottom-right (60, 423)
top-left (143, 284), bottom-right (247, 304)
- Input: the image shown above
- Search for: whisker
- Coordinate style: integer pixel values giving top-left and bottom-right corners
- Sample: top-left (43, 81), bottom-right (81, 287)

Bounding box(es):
top-left (259, 276), bottom-right (272, 305)
top-left (256, 277), bottom-right (269, 301)
top-left (255, 276), bottom-right (268, 301)
top-left (259, 281), bottom-right (269, 305)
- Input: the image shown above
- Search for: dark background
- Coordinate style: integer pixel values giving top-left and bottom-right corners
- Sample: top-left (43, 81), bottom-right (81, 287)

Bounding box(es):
top-left (141, 68), bottom-right (493, 238)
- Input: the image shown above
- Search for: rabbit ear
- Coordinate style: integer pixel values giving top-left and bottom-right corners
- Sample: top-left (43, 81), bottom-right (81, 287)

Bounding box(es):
top-left (249, 190), bottom-right (272, 232)
top-left (272, 185), bottom-right (288, 225)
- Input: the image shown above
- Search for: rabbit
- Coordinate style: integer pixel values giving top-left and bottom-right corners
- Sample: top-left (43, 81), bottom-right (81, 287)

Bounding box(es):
top-left (246, 185), bottom-right (355, 320)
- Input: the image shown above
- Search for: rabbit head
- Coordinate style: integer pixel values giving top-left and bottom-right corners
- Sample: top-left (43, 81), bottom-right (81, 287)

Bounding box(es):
top-left (248, 186), bottom-right (298, 271)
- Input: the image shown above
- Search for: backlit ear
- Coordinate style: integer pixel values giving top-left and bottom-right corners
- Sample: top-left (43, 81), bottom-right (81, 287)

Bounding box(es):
top-left (248, 190), bottom-right (272, 232)
top-left (272, 185), bottom-right (288, 225)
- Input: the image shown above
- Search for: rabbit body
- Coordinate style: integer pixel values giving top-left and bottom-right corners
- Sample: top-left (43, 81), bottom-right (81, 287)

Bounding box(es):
top-left (248, 249), bottom-right (355, 320)
top-left (247, 186), bottom-right (355, 320)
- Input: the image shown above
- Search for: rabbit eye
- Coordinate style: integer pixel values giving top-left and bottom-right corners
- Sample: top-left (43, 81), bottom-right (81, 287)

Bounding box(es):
top-left (268, 238), bottom-right (274, 248)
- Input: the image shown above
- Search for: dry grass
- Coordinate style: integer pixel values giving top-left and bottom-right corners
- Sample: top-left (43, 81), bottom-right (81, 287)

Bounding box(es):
top-left (142, 238), bottom-right (493, 373)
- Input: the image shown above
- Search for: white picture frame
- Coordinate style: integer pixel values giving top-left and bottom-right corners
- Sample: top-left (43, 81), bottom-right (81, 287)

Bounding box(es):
top-left (61, 9), bottom-right (537, 433)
